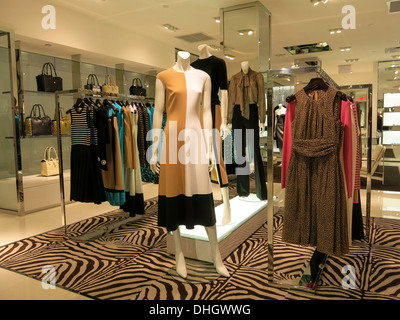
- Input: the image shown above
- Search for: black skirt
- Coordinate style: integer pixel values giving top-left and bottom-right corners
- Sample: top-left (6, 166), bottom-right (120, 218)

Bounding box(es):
top-left (70, 145), bottom-right (106, 204)
top-left (158, 194), bottom-right (216, 232)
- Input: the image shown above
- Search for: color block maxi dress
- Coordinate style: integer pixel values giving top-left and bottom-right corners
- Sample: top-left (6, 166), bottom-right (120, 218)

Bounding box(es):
top-left (282, 86), bottom-right (349, 257)
top-left (156, 67), bottom-right (216, 232)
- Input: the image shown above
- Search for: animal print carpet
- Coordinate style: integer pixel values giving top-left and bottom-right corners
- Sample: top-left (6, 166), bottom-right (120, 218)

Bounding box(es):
top-left (0, 188), bottom-right (399, 300)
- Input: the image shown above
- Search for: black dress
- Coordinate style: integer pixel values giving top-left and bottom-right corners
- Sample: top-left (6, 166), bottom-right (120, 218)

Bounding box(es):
top-left (70, 105), bottom-right (106, 204)
top-left (275, 113), bottom-right (285, 150)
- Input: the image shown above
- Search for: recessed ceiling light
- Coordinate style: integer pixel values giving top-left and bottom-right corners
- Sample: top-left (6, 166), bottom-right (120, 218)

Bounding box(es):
top-left (163, 24), bottom-right (178, 32)
top-left (311, 0), bottom-right (328, 5)
top-left (329, 28), bottom-right (343, 34)
top-left (238, 29), bottom-right (254, 36)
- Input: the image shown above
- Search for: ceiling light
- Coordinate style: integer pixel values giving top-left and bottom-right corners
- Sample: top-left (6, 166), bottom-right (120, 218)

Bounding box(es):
top-left (311, 0), bottom-right (328, 6)
top-left (329, 28), bottom-right (343, 34)
top-left (214, 17), bottom-right (220, 23)
top-left (345, 58), bottom-right (359, 63)
top-left (163, 24), bottom-right (178, 32)
top-left (225, 55), bottom-right (235, 60)
top-left (238, 29), bottom-right (254, 36)
top-left (340, 47), bottom-right (351, 52)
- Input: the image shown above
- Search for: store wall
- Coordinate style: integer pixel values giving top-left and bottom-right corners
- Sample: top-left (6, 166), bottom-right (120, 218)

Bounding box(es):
top-left (0, 0), bottom-right (176, 72)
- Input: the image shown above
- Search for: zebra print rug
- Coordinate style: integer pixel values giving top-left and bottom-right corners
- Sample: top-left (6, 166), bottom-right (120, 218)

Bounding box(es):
top-left (0, 188), bottom-right (399, 300)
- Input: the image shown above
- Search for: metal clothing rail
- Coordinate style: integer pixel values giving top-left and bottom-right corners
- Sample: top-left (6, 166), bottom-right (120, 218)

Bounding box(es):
top-left (54, 89), bottom-right (154, 238)
top-left (264, 66), bottom-right (371, 293)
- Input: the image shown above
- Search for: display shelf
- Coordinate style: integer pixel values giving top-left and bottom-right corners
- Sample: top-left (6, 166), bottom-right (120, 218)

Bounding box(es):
top-left (5, 135), bottom-right (70, 139)
top-left (167, 195), bottom-right (273, 263)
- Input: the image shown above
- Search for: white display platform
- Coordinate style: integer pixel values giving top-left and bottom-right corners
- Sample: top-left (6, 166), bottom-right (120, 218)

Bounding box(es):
top-left (0, 170), bottom-right (71, 214)
top-left (167, 194), bottom-right (272, 263)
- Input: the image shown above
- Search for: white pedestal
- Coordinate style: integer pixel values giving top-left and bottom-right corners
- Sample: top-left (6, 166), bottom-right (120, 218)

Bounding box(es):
top-left (167, 194), bottom-right (272, 263)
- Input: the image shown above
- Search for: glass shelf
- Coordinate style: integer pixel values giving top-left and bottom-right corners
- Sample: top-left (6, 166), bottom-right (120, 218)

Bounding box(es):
top-left (5, 135), bottom-right (70, 139)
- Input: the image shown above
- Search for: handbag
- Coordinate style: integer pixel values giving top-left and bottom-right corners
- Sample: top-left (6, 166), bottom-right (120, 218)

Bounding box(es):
top-left (129, 78), bottom-right (146, 98)
top-left (101, 75), bottom-right (119, 96)
top-left (84, 74), bottom-right (101, 96)
top-left (41, 146), bottom-right (59, 177)
top-left (51, 107), bottom-right (71, 136)
top-left (36, 62), bottom-right (63, 92)
top-left (25, 104), bottom-right (52, 136)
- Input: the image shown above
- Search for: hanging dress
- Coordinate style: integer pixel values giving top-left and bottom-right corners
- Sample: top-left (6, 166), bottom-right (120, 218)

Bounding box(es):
top-left (70, 105), bottom-right (106, 204)
top-left (156, 67), bottom-right (216, 232)
top-left (282, 86), bottom-right (349, 257)
top-left (101, 103), bottom-right (125, 206)
top-left (121, 104), bottom-right (145, 216)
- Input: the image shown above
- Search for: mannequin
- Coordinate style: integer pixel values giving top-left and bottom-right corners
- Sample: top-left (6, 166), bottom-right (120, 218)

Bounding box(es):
top-left (227, 61), bottom-right (267, 201)
top-left (150, 51), bottom-right (229, 279)
top-left (240, 61), bottom-right (265, 134)
top-left (192, 44), bottom-right (231, 226)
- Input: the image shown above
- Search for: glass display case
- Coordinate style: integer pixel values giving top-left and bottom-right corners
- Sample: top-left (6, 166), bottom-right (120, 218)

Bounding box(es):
top-left (0, 46), bottom-right (156, 216)
top-left (0, 28), bottom-right (19, 214)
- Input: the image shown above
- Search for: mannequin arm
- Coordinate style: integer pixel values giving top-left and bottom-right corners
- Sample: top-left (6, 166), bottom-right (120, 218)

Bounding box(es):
top-left (219, 89), bottom-right (230, 140)
top-left (202, 76), bottom-right (214, 170)
top-left (150, 78), bottom-right (165, 174)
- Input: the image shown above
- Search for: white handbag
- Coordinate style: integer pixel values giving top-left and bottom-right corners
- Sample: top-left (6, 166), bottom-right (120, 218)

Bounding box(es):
top-left (41, 146), bottom-right (59, 176)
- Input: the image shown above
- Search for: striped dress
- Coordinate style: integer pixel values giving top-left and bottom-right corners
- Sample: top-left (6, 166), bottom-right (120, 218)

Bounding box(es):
top-left (70, 105), bottom-right (106, 204)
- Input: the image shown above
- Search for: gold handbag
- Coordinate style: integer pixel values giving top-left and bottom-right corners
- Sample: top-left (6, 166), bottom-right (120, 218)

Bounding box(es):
top-left (51, 107), bottom-right (71, 135)
top-left (41, 146), bottom-right (59, 177)
top-left (101, 74), bottom-right (119, 96)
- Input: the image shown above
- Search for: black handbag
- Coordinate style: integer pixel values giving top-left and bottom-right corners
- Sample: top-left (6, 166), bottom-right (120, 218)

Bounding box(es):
top-left (84, 74), bottom-right (101, 96)
top-left (129, 78), bottom-right (146, 97)
top-left (25, 104), bottom-right (52, 136)
top-left (36, 62), bottom-right (63, 92)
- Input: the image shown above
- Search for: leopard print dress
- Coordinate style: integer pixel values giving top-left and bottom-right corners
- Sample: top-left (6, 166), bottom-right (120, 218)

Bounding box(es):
top-left (283, 86), bottom-right (349, 257)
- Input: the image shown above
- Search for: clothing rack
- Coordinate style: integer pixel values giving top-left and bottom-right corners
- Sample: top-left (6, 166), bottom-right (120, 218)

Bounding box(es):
top-left (54, 89), bottom-right (154, 238)
top-left (264, 66), bottom-right (368, 293)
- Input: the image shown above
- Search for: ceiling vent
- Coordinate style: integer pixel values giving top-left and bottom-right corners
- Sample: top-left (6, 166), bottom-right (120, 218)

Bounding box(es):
top-left (388, 1), bottom-right (400, 14)
top-left (338, 64), bottom-right (352, 74)
top-left (175, 33), bottom-right (214, 43)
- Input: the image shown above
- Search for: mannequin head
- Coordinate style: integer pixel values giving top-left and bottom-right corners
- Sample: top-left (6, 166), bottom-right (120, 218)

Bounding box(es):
top-left (198, 44), bottom-right (212, 59)
top-left (241, 61), bottom-right (250, 74)
top-left (177, 51), bottom-right (191, 60)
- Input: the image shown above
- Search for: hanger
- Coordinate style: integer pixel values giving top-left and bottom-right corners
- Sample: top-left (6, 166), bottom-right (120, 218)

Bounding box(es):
top-left (286, 77), bottom-right (348, 103)
top-left (303, 77), bottom-right (329, 94)
top-left (103, 99), bottom-right (119, 112)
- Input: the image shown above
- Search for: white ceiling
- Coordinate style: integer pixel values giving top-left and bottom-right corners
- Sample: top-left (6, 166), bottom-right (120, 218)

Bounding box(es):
top-left (15, 0), bottom-right (400, 88)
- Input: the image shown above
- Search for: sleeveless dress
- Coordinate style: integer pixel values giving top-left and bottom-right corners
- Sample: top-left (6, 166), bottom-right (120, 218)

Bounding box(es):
top-left (70, 106), bottom-right (106, 204)
top-left (283, 86), bottom-right (349, 257)
top-left (156, 67), bottom-right (216, 232)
